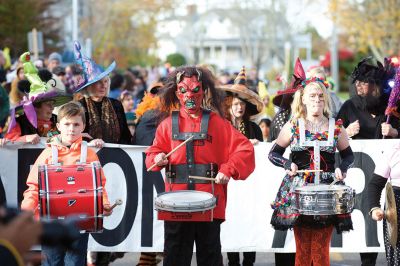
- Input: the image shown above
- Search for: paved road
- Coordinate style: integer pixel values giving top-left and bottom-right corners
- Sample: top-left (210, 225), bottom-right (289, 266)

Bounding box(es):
top-left (110, 252), bottom-right (387, 265)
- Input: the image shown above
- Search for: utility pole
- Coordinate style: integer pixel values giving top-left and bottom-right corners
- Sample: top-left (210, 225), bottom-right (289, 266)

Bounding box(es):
top-left (72, 0), bottom-right (79, 41)
top-left (330, 15), bottom-right (339, 92)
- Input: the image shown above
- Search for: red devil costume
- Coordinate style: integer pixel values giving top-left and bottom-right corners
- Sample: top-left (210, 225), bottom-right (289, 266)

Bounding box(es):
top-left (145, 66), bottom-right (255, 266)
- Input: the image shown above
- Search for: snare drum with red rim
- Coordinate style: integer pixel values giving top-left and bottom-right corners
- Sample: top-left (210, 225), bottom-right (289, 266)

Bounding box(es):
top-left (38, 162), bottom-right (104, 232)
top-left (155, 190), bottom-right (216, 221)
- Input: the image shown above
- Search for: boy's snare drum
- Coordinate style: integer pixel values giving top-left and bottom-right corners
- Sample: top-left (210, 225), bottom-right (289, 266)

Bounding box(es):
top-left (38, 162), bottom-right (104, 232)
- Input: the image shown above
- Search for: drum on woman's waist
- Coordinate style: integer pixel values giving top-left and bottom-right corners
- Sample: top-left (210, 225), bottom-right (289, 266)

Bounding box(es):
top-left (38, 162), bottom-right (104, 232)
top-left (293, 184), bottom-right (355, 215)
top-left (155, 190), bottom-right (216, 221)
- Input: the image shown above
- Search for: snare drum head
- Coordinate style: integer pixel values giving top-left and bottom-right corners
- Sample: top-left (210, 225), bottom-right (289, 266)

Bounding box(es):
top-left (155, 190), bottom-right (216, 212)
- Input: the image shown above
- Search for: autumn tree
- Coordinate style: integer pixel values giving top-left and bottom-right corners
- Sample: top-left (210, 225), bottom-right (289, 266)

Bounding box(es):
top-left (80, 0), bottom-right (174, 68)
top-left (328, 0), bottom-right (400, 61)
top-left (0, 0), bottom-right (61, 58)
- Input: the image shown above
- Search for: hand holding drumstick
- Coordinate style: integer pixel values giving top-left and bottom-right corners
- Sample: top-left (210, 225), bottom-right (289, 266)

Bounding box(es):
top-left (147, 136), bottom-right (194, 171)
top-left (103, 199), bottom-right (123, 216)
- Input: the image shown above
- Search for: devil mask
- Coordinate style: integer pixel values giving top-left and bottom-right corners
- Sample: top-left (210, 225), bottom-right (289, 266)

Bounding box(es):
top-left (176, 75), bottom-right (204, 116)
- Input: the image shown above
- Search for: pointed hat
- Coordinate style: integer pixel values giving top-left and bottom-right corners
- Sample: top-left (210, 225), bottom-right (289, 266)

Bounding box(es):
top-left (217, 66), bottom-right (264, 116)
top-left (73, 41), bottom-right (116, 93)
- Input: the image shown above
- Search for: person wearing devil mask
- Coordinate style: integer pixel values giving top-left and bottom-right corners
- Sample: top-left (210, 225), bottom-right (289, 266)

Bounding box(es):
top-left (145, 66), bottom-right (255, 266)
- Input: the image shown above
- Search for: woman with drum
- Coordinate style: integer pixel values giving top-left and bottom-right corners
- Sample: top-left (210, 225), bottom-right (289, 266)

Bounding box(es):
top-left (268, 78), bottom-right (354, 266)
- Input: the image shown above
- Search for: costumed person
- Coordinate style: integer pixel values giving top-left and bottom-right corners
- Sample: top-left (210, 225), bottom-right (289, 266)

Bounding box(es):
top-left (337, 57), bottom-right (399, 139)
top-left (368, 142), bottom-right (400, 265)
top-left (268, 78), bottom-right (354, 266)
top-left (145, 66), bottom-right (255, 266)
top-left (269, 58), bottom-right (306, 266)
top-left (134, 80), bottom-right (166, 265)
top-left (258, 79), bottom-right (275, 119)
top-left (337, 57), bottom-right (398, 266)
top-left (306, 66), bottom-right (342, 117)
top-left (72, 41), bottom-right (129, 265)
top-left (368, 64), bottom-right (400, 266)
top-left (21, 101), bottom-right (113, 265)
top-left (72, 41), bottom-right (132, 149)
top-left (218, 66), bottom-right (263, 266)
top-left (0, 84), bottom-right (10, 138)
top-left (1, 52), bottom-right (71, 146)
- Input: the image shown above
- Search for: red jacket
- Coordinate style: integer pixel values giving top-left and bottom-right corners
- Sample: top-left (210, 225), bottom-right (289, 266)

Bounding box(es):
top-left (145, 109), bottom-right (255, 220)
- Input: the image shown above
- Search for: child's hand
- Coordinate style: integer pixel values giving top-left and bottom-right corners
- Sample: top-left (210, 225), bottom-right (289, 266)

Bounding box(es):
top-left (81, 133), bottom-right (93, 140)
top-left (103, 205), bottom-right (113, 217)
top-left (0, 138), bottom-right (9, 147)
top-left (90, 138), bottom-right (104, 148)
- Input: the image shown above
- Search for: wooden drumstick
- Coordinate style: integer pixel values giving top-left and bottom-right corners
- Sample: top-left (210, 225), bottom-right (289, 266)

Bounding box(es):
top-left (108, 199), bottom-right (123, 211)
top-left (296, 169), bottom-right (323, 173)
top-left (147, 135), bottom-right (194, 171)
top-left (189, 175), bottom-right (216, 181)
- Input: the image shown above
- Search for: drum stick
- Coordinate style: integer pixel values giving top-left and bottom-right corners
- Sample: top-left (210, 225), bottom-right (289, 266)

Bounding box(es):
top-left (109, 199), bottom-right (123, 211)
top-left (296, 169), bottom-right (323, 173)
top-left (189, 175), bottom-right (216, 181)
top-left (147, 135), bottom-right (194, 171)
top-left (329, 179), bottom-right (339, 188)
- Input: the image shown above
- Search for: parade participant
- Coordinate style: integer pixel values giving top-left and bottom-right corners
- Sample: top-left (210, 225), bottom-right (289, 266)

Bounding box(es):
top-left (268, 79), bottom-right (354, 266)
top-left (218, 67), bottom-right (263, 266)
top-left (1, 52), bottom-right (71, 146)
top-left (146, 66), bottom-right (255, 266)
top-left (368, 141), bottom-right (400, 265)
top-left (220, 67), bottom-right (263, 144)
top-left (306, 66), bottom-right (342, 117)
top-left (337, 57), bottom-right (398, 265)
top-left (337, 57), bottom-right (399, 139)
top-left (72, 41), bottom-right (129, 264)
top-left (73, 41), bottom-right (132, 148)
top-left (269, 58), bottom-right (305, 266)
top-left (21, 101), bottom-right (112, 265)
top-left (269, 58), bottom-right (305, 142)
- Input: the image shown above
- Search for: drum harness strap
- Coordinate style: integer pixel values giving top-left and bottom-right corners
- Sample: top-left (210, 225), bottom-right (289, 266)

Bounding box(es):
top-left (170, 110), bottom-right (216, 193)
top-left (298, 118), bottom-right (335, 185)
top-left (48, 141), bottom-right (102, 195)
top-left (51, 141), bottom-right (88, 165)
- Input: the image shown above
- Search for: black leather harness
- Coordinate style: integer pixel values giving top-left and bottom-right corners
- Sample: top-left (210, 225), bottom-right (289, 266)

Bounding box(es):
top-left (167, 110), bottom-right (217, 190)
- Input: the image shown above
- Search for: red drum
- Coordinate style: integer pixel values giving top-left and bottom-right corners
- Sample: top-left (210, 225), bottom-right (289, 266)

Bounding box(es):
top-left (155, 190), bottom-right (216, 221)
top-left (38, 162), bottom-right (104, 232)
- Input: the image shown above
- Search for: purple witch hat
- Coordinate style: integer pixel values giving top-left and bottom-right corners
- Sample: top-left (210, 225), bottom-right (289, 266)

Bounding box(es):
top-left (72, 41), bottom-right (116, 93)
top-left (7, 52), bottom-right (72, 133)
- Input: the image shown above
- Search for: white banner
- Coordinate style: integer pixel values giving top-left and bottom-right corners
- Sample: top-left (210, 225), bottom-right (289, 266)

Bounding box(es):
top-left (0, 139), bottom-right (394, 252)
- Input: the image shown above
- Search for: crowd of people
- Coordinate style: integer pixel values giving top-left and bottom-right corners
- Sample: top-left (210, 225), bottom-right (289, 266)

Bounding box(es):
top-left (0, 41), bottom-right (400, 266)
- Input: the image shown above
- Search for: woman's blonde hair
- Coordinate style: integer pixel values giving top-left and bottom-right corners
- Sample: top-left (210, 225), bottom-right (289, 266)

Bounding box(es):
top-left (291, 81), bottom-right (332, 123)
